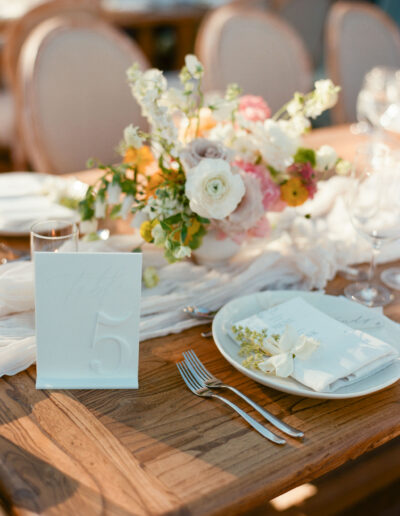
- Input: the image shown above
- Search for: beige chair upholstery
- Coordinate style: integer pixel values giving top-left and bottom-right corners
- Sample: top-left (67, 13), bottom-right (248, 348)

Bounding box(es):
top-left (3, 0), bottom-right (100, 89)
top-left (326, 1), bottom-right (400, 123)
top-left (196, 5), bottom-right (312, 113)
top-left (274, 0), bottom-right (333, 67)
top-left (17, 16), bottom-right (149, 174)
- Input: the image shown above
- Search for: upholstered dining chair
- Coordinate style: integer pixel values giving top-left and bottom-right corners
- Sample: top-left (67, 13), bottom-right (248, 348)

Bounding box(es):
top-left (325, 1), bottom-right (400, 124)
top-left (2, 0), bottom-right (101, 169)
top-left (16, 15), bottom-right (149, 174)
top-left (195, 4), bottom-right (312, 113)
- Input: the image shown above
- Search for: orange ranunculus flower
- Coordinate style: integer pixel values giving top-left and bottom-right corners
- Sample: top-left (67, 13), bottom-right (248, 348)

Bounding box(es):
top-left (280, 177), bottom-right (309, 207)
top-left (124, 145), bottom-right (155, 175)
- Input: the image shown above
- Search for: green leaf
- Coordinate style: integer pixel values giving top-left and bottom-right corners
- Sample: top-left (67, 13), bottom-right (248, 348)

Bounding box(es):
top-left (267, 165), bottom-right (280, 178)
top-left (293, 147), bottom-right (316, 167)
top-left (164, 213), bottom-right (182, 225)
top-left (196, 216), bottom-right (210, 224)
top-left (180, 225), bottom-right (187, 243)
top-left (110, 204), bottom-right (122, 219)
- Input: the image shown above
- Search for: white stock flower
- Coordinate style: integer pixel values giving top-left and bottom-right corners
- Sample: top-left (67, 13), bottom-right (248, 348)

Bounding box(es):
top-left (185, 158), bottom-right (245, 220)
top-left (95, 198), bottom-right (106, 218)
top-left (315, 145), bottom-right (338, 172)
top-left (123, 124), bottom-right (143, 149)
top-left (185, 54), bottom-right (203, 79)
top-left (211, 99), bottom-right (238, 122)
top-left (120, 195), bottom-right (134, 219)
top-left (160, 87), bottom-right (187, 112)
top-left (107, 183), bottom-right (122, 204)
top-left (285, 114), bottom-right (311, 136)
top-left (80, 219), bottom-right (98, 234)
top-left (173, 245), bottom-right (192, 259)
top-left (254, 119), bottom-right (299, 171)
top-left (305, 80), bottom-right (340, 119)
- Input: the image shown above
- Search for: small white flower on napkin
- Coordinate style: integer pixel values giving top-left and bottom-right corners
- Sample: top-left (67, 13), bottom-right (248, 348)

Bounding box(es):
top-left (258, 325), bottom-right (320, 377)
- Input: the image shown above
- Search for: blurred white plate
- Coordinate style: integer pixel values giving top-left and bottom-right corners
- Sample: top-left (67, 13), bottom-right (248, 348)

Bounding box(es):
top-left (212, 290), bottom-right (400, 399)
top-left (0, 172), bottom-right (86, 236)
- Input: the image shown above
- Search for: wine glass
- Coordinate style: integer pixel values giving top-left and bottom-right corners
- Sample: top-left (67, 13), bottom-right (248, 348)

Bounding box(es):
top-left (344, 144), bottom-right (400, 307)
top-left (356, 67), bottom-right (398, 134)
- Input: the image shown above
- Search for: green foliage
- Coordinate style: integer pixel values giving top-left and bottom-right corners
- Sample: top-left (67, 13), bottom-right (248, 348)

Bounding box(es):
top-left (293, 147), bottom-right (316, 167)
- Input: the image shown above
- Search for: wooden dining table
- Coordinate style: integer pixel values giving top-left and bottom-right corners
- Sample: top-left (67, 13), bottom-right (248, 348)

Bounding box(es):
top-left (0, 125), bottom-right (399, 515)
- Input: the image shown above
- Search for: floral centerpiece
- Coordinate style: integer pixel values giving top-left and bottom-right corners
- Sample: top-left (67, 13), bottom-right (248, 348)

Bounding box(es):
top-left (79, 55), bottom-right (349, 263)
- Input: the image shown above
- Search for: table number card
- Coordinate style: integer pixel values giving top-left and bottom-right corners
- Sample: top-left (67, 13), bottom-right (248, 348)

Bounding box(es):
top-left (34, 252), bottom-right (142, 389)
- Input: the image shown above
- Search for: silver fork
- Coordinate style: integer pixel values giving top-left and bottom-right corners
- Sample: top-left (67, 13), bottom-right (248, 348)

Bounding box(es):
top-left (183, 350), bottom-right (304, 439)
top-left (177, 361), bottom-right (286, 444)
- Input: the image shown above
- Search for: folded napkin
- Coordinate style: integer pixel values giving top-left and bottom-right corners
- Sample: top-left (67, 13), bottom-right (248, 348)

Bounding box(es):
top-left (231, 297), bottom-right (399, 392)
top-left (0, 173), bottom-right (85, 233)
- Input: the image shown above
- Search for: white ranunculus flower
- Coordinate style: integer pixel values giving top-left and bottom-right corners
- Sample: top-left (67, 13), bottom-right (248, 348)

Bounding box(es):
top-left (107, 183), bottom-right (122, 204)
top-left (185, 158), bottom-right (245, 220)
top-left (80, 219), bottom-right (98, 235)
top-left (185, 54), bottom-right (203, 79)
top-left (316, 145), bottom-right (338, 172)
top-left (173, 245), bottom-right (192, 259)
top-left (124, 124), bottom-right (143, 149)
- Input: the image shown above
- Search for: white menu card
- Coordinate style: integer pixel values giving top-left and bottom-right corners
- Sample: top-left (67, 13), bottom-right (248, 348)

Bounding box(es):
top-left (35, 252), bottom-right (142, 389)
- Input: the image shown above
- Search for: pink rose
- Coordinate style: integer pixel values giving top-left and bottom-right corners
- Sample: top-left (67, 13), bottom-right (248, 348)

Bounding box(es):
top-left (235, 161), bottom-right (285, 212)
top-left (239, 95), bottom-right (271, 122)
top-left (214, 172), bottom-right (265, 241)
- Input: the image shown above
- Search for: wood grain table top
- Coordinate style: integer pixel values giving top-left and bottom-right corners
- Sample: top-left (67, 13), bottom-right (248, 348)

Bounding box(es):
top-left (0, 125), bottom-right (399, 515)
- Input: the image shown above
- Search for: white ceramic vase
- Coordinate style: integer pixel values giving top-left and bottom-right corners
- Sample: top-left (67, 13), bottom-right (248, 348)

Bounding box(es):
top-left (192, 230), bottom-right (240, 265)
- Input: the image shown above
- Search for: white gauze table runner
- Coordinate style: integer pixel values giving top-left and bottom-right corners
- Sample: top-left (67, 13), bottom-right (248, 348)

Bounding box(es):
top-left (1, 176), bottom-right (400, 376)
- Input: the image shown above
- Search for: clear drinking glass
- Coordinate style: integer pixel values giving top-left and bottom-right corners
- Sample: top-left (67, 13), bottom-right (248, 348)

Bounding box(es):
top-left (344, 144), bottom-right (400, 307)
top-left (30, 219), bottom-right (79, 257)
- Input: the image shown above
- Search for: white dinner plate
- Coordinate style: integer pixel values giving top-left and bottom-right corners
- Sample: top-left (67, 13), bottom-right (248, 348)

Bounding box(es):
top-left (0, 172), bottom-right (86, 236)
top-left (212, 290), bottom-right (400, 399)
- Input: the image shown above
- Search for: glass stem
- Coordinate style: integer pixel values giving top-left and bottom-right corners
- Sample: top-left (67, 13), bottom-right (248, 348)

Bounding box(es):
top-left (368, 242), bottom-right (380, 285)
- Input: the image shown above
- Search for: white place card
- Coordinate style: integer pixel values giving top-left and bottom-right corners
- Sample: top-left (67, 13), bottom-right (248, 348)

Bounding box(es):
top-left (34, 252), bottom-right (142, 389)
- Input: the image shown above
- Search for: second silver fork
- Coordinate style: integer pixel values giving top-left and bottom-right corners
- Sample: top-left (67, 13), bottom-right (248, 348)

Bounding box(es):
top-left (183, 350), bottom-right (304, 439)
